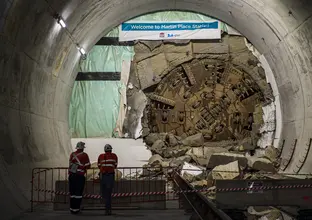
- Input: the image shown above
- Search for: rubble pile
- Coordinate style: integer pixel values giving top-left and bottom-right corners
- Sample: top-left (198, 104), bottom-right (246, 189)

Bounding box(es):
top-left (123, 35), bottom-right (280, 219)
top-left (143, 132), bottom-right (282, 219)
top-left (144, 132), bottom-right (279, 175)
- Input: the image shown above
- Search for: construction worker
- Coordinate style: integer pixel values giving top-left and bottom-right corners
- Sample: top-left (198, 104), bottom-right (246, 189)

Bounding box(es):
top-left (97, 144), bottom-right (118, 215)
top-left (68, 141), bottom-right (91, 214)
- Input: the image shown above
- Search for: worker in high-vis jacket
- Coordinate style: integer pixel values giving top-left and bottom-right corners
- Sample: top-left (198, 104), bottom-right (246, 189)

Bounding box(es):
top-left (68, 141), bottom-right (91, 214)
top-left (97, 144), bottom-right (118, 215)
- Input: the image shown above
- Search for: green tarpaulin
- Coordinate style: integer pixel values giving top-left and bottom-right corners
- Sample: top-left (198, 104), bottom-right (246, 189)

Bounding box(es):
top-left (69, 46), bottom-right (134, 138)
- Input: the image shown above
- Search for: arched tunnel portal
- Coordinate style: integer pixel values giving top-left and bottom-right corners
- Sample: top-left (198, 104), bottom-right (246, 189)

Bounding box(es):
top-left (1, 0), bottom-right (312, 218)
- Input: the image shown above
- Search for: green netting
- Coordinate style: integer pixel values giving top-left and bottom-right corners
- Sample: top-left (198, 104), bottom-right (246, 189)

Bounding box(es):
top-left (79, 46), bottom-right (134, 72)
top-left (69, 46), bottom-right (135, 138)
top-left (106, 11), bottom-right (227, 37)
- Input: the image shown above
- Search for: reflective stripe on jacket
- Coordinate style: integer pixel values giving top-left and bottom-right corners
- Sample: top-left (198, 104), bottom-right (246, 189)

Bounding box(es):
top-left (97, 153), bottom-right (118, 173)
top-left (69, 151), bottom-right (91, 175)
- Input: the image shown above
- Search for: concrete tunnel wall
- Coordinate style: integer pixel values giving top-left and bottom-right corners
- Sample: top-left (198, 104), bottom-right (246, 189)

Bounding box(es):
top-left (0, 0), bottom-right (312, 218)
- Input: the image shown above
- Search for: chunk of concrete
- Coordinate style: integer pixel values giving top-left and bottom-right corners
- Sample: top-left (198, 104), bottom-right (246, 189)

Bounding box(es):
top-left (231, 143), bottom-right (256, 152)
top-left (141, 164), bottom-right (158, 176)
top-left (160, 160), bottom-right (170, 168)
top-left (169, 158), bottom-right (185, 167)
top-left (192, 41), bottom-right (229, 54)
top-left (211, 161), bottom-right (240, 180)
top-left (140, 40), bottom-right (163, 51)
top-left (162, 149), bottom-right (172, 158)
top-left (182, 172), bottom-right (197, 182)
top-left (144, 133), bottom-right (167, 146)
top-left (163, 42), bottom-right (192, 53)
top-left (187, 147), bottom-right (228, 166)
top-left (241, 142), bottom-right (257, 151)
top-left (162, 146), bottom-right (190, 158)
top-left (176, 155), bottom-right (192, 163)
top-left (181, 162), bottom-right (204, 177)
top-left (248, 157), bottom-right (276, 173)
top-left (203, 147), bottom-right (229, 160)
top-left (149, 139), bottom-right (166, 155)
top-left (187, 147), bottom-right (204, 158)
top-left (193, 157), bottom-right (209, 166)
top-left (258, 210), bottom-right (282, 220)
top-left (166, 133), bottom-right (179, 147)
top-left (182, 133), bottom-right (204, 147)
top-left (148, 154), bottom-right (164, 166)
top-left (207, 152), bottom-right (248, 169)
top-left (264, 145), bottom-right (279, 162)
top-left (191, 180), bottom-right (208, 188)
top-left (137, 53), bottom-right (169, 89)
top-left (171, 148), bottom-right (188, 157)
top-left (247, 206), bottom-right (274, 216)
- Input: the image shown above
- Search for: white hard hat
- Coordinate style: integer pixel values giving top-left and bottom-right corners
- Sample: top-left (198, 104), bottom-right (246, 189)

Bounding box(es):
top-left (104, 144), bottom-right (112, 151)
top-left (76, 141), bottom-right (86, 149)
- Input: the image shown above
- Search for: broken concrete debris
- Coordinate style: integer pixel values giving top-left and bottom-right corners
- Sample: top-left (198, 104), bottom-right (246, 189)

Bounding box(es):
top-left (148, 154), bottom-right (163, 166)
top-left (207, 152), bottom-right (248, 169)
top-left (149, 139), bottom-right (166, 155)
top-left (190, 179), bottom-right (208, 188)
top-left (181, 133), bottom-right (205, 147)
top-left (124, 35), bottom-right (280, 219)
top-left (166, 133), bottom-right (180, 147)
top-left (247, 157), bottom-right (276, 173)
top-left (141, 132), bottom-right (284, 219)
top-left (211, 160), bottom-right (241, 180)
top-left (145, 132), bottom-right (279, 178)
top-left (144, 133), bottom-right (167, 146)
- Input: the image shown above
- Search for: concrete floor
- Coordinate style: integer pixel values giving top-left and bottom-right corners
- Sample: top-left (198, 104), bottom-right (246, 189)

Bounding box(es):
top-left (17, 210), bottom-right (190, 220)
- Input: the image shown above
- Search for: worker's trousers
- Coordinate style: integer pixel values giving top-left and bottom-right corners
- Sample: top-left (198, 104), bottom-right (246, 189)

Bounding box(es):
top-left (100, 173), bottom-right (115, 210)
top-left (69, 173), bottom-right (85, 213)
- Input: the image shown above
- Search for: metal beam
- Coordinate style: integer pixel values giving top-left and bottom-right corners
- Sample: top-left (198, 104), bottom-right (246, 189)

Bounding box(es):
top-left (95, 37), bottom-right (135, 46)
top-left (75, 72), bottom-right (121, 81)
top-left (172, 172), bottom-right (232, 220)
top-left (94, 37), bottom-right (223, 46)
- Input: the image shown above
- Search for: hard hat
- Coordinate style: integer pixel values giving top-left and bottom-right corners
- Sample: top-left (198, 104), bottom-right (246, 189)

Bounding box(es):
top-left (76, 141), bottom-right (86, 149)
top-left (104, 144), bottom-right (112, 151)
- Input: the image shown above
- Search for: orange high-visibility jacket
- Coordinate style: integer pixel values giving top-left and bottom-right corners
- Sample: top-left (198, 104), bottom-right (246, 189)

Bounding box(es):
top-left (68, 150), bottom-right (91, 175)
top-left (97, 152), bottom-right (118, 173)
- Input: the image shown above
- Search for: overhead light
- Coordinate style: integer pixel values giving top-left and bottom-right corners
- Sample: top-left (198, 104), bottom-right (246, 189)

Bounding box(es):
top-left (76, 43), bottom-right (86, 54)
top-left (79, 47), bottom-right (86, 55)
top-left (58, 18), bottom-right (66, 28)
top-left (54, 13), bottom-right (66, 28)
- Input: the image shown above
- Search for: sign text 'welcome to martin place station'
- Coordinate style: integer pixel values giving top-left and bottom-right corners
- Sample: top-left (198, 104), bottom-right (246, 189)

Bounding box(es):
top-left (119, 20), bottom-right (221, 41)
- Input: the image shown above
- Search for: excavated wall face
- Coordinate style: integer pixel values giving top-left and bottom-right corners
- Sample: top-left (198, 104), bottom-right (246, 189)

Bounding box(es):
top-left (1, 0), bottom-right (312, 218)
top-left (125, 36), bottom-right (274, 145)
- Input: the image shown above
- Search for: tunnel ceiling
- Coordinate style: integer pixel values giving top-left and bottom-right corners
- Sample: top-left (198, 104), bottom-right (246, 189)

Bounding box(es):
top-left (1, 0), bottom-right (312, 219)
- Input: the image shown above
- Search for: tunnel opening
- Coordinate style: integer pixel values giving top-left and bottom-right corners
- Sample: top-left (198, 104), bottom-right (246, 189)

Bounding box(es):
top-left (68, 10), bottom-right (278, 170)
top-left (65, 11), bottom-right (281, 219)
